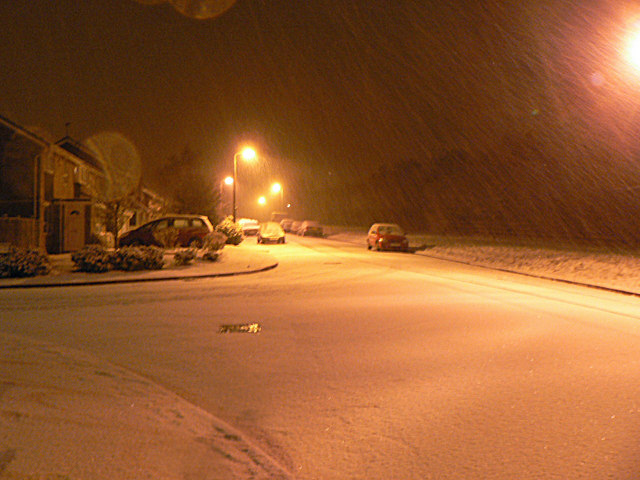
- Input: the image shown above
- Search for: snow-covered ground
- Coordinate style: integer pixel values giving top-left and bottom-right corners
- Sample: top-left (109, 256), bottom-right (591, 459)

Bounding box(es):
top-left (0, 332), bottom-right (291, 479)
top-left (326, 229), bottom-right (640, 295)
top-left (3, 232), bottom-right (640, 479)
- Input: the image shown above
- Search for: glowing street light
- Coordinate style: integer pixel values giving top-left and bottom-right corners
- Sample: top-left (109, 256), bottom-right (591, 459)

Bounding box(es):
top-left (271, 182), bottom-right (284, 209)
top-left (232, 147), bottom-right (256, 222)
top-left (219, 176), bottom-right (235, 217)
top-left (624, 20), bottom-right (640, 72)
top-left (629, 29), bottom-right (640, 70)
top-left (258, 195), bottom-right (267, 205)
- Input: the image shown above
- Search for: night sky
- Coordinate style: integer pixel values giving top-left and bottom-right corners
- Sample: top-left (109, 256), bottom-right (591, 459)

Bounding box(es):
top-left (3, 0), bottom-right (640, 223)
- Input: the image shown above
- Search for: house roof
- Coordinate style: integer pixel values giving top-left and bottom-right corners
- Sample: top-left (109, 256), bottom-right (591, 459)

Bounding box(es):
top-left (55, 136), bottom-right (103, 171)
top-left (0, 113), bottom-right (49, 147)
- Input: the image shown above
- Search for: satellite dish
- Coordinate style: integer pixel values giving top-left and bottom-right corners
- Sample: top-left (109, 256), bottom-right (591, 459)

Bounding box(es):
top-left (85, 132), bottom-right (142, 202)
top-left (133, 0), bottom-right (237, 19)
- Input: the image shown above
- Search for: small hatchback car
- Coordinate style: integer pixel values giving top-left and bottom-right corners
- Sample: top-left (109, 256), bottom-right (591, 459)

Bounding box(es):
top-left (257, 221), bottom-right (286, 244)
top-left (119, 214), bottom-right (213, 248)
top-left (238, 218), bottom-right (260, 236)
top-left (367, 223), bottom-right (409, 252)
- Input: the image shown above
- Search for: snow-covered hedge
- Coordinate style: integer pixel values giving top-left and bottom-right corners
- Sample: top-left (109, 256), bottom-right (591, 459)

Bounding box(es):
top-left (110, 246), bottom-right (164, 271)
top-left (173, 248), bottom-right (197, 266)
top-left (71, 245), bottom-right (112, 273)
top-left (0, 246), bottom-right (51, 278)
top-left (71, 245), bottom-right (165, 272)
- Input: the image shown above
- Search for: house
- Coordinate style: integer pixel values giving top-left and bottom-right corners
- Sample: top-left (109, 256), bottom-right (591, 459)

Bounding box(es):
top-left (0, 116), bottom-right (52, 252)
top-left (0, 115), bottom-right (166, 253)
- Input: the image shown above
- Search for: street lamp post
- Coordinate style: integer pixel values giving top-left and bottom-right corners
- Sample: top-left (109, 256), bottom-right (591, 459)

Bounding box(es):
top-left (232, 147), bottom-right (256, 223)
top-left (220, 176), bottom-right (233, 217)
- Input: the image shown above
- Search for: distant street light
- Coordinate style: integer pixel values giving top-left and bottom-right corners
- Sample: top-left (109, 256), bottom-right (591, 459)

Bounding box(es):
top-left (232, 147), bottom-right (256, 223)
top-left (271, 182), bottom-right (284, 209)
top-left (258, 195), bottom-right (267, 205)
top-left (219, 176), bottom-right (234, 217)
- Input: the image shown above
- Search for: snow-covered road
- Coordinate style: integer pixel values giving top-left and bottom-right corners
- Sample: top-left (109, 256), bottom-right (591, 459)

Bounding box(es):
top-left (2, 235), bottom-right (640, 479)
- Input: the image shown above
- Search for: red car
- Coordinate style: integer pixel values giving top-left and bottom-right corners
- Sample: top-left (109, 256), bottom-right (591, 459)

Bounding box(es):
top-left (366, 223), bottom-right (409, 252)
top-left (119, 214), bottom-right (213, 248)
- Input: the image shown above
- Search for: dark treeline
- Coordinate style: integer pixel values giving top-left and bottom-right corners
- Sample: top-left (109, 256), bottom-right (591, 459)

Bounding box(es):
top-left (148, 147), bottom-right (222, 224)
top-left (306, 130), bottom-right (640, 249)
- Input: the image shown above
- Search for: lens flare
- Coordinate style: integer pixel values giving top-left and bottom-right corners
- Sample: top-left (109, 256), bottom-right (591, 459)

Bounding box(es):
top-left (133, 0), bottom-right (237, 19)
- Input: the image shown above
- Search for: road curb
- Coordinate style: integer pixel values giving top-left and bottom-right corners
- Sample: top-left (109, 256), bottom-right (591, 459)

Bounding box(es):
top-left (0, 262), bottom-right (278, 290)
top-left (417, 252), bottom-right (640, 298)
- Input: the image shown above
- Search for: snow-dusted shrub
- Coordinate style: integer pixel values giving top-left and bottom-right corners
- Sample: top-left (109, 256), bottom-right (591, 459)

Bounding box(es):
top-left (71, 245), bottom-right (112, 273)
top-left (215, 216), bottom-right (243, 245)
top-left (201, 231), bottom-right (226, 262)
top-left (111, 246), bottom-right (164, 271)
top-left (203, 231), bottom-right (227, 251)
top-left (173, 248), bottom-right (197, 266)
top-left (0, 246), bottom-right (51, 278)
top-left (202, 250), bottom-right (221, 262)
top-left (154, 227), bottom-right (179, 248)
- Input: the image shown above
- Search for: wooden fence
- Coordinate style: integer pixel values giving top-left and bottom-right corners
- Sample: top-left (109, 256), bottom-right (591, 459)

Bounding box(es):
top-left (0, 217), bottom-right (39, 250)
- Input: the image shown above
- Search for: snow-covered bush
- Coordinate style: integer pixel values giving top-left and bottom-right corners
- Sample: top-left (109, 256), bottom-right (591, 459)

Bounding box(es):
top-left (201, 231), bottom-right (226, 262)
top-left (154, 227), bottom-right (179, 248)
top-left (71, 245), bottom-right (112, 273)
top-left (72, 245), bottom-right (165, 272)
top-left (0, 246), bottom-right (51, 278)
top-left (215, 216), bottom-right (243, 245)
top-left (202, 250), bottom-right (221, 262)
top-left (203, 231), bottom-right (227, 251)
top-left (110, 246), bottom-right (164, 271)
top-left (173, 248), bottom-right (197, 266)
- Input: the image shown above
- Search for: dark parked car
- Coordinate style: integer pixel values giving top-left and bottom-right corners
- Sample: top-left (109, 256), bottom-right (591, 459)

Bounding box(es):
top-left (119, 214), bottom-right (213, 248)
top-left (366, 223), bottom-right (409, 252)
top-left (280, 218), bottom-right (295, 232)
top-left (290, 220), bottom-right (302, 235)
top-left (298, 220), bottom-right (323, 237)
top-left (257, 221), bottom-right (286, 244)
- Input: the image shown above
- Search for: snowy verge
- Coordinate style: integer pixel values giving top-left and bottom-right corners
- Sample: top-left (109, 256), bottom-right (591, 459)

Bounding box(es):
top-left (326, 229), bottom-right (640, 295)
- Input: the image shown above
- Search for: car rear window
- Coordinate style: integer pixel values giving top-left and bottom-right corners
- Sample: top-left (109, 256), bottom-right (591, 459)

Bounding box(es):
top-left (191, 219), bottom-right (204, 227)
top-left (380, 225), bottom-right (403, 235)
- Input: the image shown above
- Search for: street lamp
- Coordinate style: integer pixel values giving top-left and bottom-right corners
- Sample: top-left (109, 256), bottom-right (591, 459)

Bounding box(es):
top-left (628, 23), bottom-right (640, 71)
top-left (232, 147), bottom-right (256, 223)
top-left (219, 176), bottom-right (234, 217)
top-left (271, 182), bottom-right (284, 210)
top-left (258, 195), bottom-right (267, 205)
